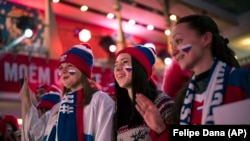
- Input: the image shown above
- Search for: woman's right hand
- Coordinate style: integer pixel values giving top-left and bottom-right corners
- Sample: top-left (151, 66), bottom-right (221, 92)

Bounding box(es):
top-left (19, 77), bottom-right (30, 100)
top-left (20, 77), bottom-right (38, 104)
top-left (135, 94), bottom-right (166, 134)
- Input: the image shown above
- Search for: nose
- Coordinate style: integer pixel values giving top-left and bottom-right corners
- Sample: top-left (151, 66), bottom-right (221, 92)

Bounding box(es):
top-left (59, 66), bottom-right (68, 76)
top-left (171, 44), bottom-right (179, 57)
top-left (114, 64), bottom-right (123, 72)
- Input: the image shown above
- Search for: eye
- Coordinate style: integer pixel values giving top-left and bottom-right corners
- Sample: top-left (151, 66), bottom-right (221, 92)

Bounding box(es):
top-left (122, 59), bottom-right (129, 64)
top-left (67, 63), bottom-right (73, 67)
top-left (66, 63), bottom-right (74, 69)
top-left (175, 39), bottom-right (182, 45)
top-left (59, 66), bottom-right (63, 70)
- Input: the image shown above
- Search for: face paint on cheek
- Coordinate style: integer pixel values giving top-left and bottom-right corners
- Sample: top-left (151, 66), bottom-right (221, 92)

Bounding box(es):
top-left (124, 66), bottom-right (132, 71)
top-left (68, 69), bottom-right (76, 75)
top-left (181, 44), bottom-right (192, 53)
top-left (58, 72), bottom-right (62, 76)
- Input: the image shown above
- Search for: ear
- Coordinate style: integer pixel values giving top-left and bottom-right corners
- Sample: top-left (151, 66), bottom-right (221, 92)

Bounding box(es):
top-left (201, 32), bottom-right (213, 48)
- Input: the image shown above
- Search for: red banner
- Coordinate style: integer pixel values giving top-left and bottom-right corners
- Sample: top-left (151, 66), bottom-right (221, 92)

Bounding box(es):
top-left (0, 52), bottom-right (114, 100)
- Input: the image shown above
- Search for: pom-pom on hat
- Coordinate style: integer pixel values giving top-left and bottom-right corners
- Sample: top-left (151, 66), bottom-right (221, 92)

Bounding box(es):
top-left (36, 85), bottom-right (61, 110)
top-left (59, 43), bottom-right (93, 78)
top-left (115, 45), bottom-right (156, 79)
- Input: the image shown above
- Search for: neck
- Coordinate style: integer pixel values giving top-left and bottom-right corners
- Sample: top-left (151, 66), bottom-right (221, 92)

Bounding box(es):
top-left (69, 85), bottom-right (83, 92)
top-left (127, 87), bottom-right (133, 100)
top-left (193, 55), bottom-right (214, 75)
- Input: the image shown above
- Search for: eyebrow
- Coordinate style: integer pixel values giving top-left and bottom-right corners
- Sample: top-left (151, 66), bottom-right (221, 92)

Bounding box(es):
top-left (171, 32), bottom-right (180, 39)
top-left (115, 57), bottom-right (129, 63)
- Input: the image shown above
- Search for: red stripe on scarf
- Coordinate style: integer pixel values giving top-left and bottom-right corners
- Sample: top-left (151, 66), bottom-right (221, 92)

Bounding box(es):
top-left (76, 90), bottom-right (84, 141)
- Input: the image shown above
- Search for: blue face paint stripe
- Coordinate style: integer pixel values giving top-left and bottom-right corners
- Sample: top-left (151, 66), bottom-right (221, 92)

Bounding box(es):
top-left (124, 66), bottom-right (132, 71)
top-left (181, 44), bottom-right (192, 52)
top-left (68, 69), bottom-right (76, 75)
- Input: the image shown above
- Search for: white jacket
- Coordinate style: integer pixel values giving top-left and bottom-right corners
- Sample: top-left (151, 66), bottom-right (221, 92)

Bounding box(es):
top-left (22, 91), bottom-right (115, 141)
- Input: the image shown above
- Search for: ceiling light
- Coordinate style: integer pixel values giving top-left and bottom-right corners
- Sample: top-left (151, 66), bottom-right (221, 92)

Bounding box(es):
top-left (79, 29), bottom-right (91, 42)
top-left (164, 29), bottom-right (171, 36)
top-left (128, 19), bottom-right (136, 25)
top-left (99, 35), bottom-right (116, 54)
top-left (241, 38), bottom-right (250, 46)
top-left (170, 15), bottom-right (177, 21)
top-left (164, 57), bottom-right (172, 66)
top-left (147, 24), bottom-right (154, 30)
top-left (24, 29), bottom-right (33, 38)
top-left (80, 5), bottom-right (88, 11)
top-left (109, 45), bottom-right (117, 53)
top-left (106, 13), bottom-right (115, 19)
top-left (52, 0), bottom-right (60, 3)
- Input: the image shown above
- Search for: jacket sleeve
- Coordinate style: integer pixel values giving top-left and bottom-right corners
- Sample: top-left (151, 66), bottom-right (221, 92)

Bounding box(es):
top-left (22, 105), bottom-right (48, 141)
top-left (224, 68), bottom-right (250, 102)
top-left (149, 92), bottom-right (173, 141)
top-left (94, 92), bottom-right (115, 141)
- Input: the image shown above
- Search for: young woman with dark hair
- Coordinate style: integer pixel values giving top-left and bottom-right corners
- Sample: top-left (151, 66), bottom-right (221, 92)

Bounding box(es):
top-left (135, 14), bottom-right (250, 141)
top-left (113, 45), bottom-right (174, 141)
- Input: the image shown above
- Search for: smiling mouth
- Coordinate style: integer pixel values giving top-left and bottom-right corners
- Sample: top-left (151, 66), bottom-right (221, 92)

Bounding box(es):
top-left (117, 75), bottom-right (124, 79)
top-left (176, 55), bottom-right (185, 62)
top-left (63, 76), bottom-right (69, 80)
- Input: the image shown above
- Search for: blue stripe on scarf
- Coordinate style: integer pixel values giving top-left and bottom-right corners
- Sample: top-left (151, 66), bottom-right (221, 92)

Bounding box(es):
top-left (57, 92), bottom-right (77, 141)
top-left (180, 59), bottom-right (229, 125)
top-left (84, 134), bottom-right (94, 141)
top-left (44, 125), bottom-right (56, 141)
top-left (45, 89), bottom-right (94, 141)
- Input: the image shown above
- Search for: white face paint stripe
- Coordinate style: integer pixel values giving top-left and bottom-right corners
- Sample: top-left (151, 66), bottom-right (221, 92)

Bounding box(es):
top-left (58, 69), bottom-right (76, 76)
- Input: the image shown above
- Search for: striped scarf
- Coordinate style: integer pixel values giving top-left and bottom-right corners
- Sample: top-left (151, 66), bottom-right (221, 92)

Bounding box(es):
top-left (180, 59), bottom-right (230, 124)
top-left (45, 89), bottom-right (84, 141)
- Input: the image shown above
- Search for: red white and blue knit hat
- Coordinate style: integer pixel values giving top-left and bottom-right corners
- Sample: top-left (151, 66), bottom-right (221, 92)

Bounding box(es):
top-left (115, 45), bottom-right (156, 79)
top-left (59, 43), bottom-right (93, 78)
top-left (36, 85), bottom-right (61, 110)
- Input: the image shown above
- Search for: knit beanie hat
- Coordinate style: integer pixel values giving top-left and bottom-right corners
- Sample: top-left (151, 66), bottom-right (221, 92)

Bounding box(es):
top-left (115, 45), bottom-right (156, 79)
top-left (35, 84), bottom-right (50, 92)
top-left (59, 43), bottom-right (93, 78)
top-left (2, 115), bottom-right (19, 131)
top-left (36, 85), bottom-right (61, 110)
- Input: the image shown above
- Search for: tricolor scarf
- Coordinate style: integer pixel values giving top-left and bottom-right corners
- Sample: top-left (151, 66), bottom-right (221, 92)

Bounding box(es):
top-left (46, 89), bottom-right (84, 141)
top-left (180, 59), bottom-right (230, 124)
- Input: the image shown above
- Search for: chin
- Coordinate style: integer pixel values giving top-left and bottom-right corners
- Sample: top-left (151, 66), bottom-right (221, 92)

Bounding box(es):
top-left (179, 63), bottom-right (188, 70)
top-left (118, 83), bottom-right (125, 88)
top-left (117, 82), bottom-right (127, 88)
top-left (62, 83), bottom-right (71, 89)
